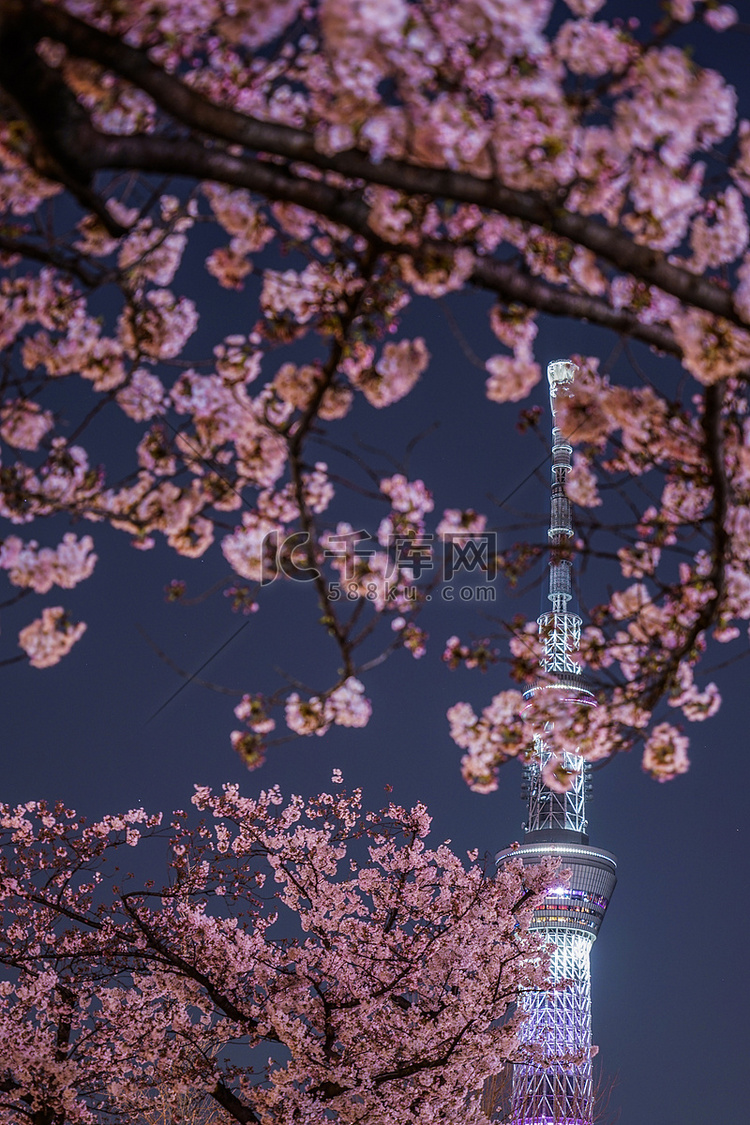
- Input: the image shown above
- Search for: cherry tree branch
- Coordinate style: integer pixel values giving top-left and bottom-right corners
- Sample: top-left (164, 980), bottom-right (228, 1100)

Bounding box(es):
top-left (80, 132), bottom-right (687, 356)
top-left (120, 894), bottom-right (274, 1035)
top-left (0, 235), bottom-right (105, 287)
top-left (210, 1082), bottom-right (261, 1125)
top-left (640, 382), bottom-right (729, 711)
top-left (0, 2), bottom-right (736, 338)
top-left (283, 245), bottom-right (382, 680)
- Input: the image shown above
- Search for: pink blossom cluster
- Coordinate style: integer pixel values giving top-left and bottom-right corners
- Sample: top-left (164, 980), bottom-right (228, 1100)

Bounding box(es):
top-left (0, 400), bottom-right (54, 451)
top-left (668, 661), bottom-right (721, 722)
top-left (448, 690), bottom-right (529, 793)
top-left (398, 246), bottom-right (475, 297)
top-left (379, 473), bottom-right (434, 519)
top-left (555, 17), bottom-right (633, 78)
top-left (230, 693), bottom-right (276, 769)
top-left (442, 635), bottom-right (499, 672)
top-left (668, 1), bottom-right (737, 29)
top-left (486, 356), bottom-right (542, 404)
top-left (285, 676), bottom-right (372, 736)
top-left (118, 288), bottom-right (199, 361)
top-left (642, 722), bottom-right (691, 781)
top-left (0, 785), bottom-right (558, 1125)
top-left (273, 361), bottom-right (353, 419)
top-left (436, 507), bottom-right (488, 542)
top-left (0, 533), bottom-right (97, 593)
top-left (391, 616), bottom-right (428, 659)
top-left (118, 217), bottom-right (190, 289)
top-left (378, 474), bottom-right (435, 558)
top-left (202, 182), bottom-right (274, 289)
top-left (321, 523), bottom-right (419, 613)
top-left (0, 121), bottom-right (62, 215)
top-left (0, 440), bottom-right (101, 528)
top-left (17, 606), bottom-right (87, 669)
top-left (261, 261), bottom-right (361, 325)
top-left (347, 337), bottom-right (429, 408)
top-left (221, 513), bottom-right (281, 583)
top-left (689, 187), bottom-right (749, 273)
top-left (115, 368), bottom-right (166, 422)
top-left (565, 452), bottom-right (602, 507)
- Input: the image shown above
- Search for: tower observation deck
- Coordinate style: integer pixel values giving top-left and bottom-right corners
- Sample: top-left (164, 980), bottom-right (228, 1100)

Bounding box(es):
top-left (495, 360), bottom-right (617, 1125)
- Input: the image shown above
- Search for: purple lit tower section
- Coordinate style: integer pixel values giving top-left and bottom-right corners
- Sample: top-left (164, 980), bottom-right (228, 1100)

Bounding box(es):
top-left (496, 360), bottom-right (617, 1125)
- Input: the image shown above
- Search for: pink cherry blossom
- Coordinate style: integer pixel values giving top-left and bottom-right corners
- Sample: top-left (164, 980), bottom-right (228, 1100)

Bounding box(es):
top-left (326, 676), bottom-right (372, 727)
top-left (17, 607), bottom-right (87, 668)
top-left (118, 221), bottom-right (188, 287)
top-left (436, 507), bottom-right (488, 542)
top-left (565, 453), bottom-right (602, 507)
top-left (380, 473), bottom-right (434, 519)
top-left (273, 362), bottom-right (353, 420)
top-left (285, 691), bottom-right (331, 736)
top-left (689, 187), bottom-right (749, 273)
top-left (398, 246), bottom-right (476, 295)
top-left (0, 785), bottom-right (559, 1125)
top-left (704, 5), bottom-right (738, 32)
top-left (116, 369), bottom-right (166, 422)
top-left (0, 533), bottom-right (97, 593)
top-left (642, 722), bottom-right (690, 781)
top-left (565, 0), bottom-right (606, 15)
top-left (118, 289), bottom-right (199, 360)
top-left (485, 357), bottom-right (542, 403)
top-left (221, 514), bottom-right (281, 583)
top-left (0, 400), bottom-right (54, 451)
top-left (555, 19), bottom-right (633, 78)
top-left (348, 337), bottom-right (429, 407)
top-left (442, 635), bottom-right (499, 671)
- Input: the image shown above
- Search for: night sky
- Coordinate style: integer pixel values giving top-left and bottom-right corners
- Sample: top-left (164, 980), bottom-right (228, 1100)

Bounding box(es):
top-left (4, 4), bottom-right (750, 1124)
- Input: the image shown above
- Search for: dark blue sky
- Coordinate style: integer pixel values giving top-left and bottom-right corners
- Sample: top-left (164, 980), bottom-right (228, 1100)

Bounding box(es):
top-left (4, 4), bottom-right (750, 1123)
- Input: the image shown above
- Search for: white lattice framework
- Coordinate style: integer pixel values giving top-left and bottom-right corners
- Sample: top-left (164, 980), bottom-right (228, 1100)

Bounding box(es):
top-left (538, 611), bottom-right (581, 677)
top-left (510, 931), bottom-right (595, 1125)
top-left (525, 747), bottom-right (588, 836)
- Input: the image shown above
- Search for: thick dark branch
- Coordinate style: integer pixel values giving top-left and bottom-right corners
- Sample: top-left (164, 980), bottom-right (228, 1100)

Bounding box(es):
top-left (25, 892), bottom-right (104, 932)
top-left (0, 5), bottom-right (691, 352)
top-left (54, 984), bottom-right (76, 1063)
top-left (0, 235), bottom-right (105, 287)
top-left (373, 1023), bottom-right (473, 1085)
top-left (0, 2), bottom-right (92, 183)
top-left (0, 2), bottom-right (125, 234)
top-left (17, 0), bottom-right (743, 327)
top-left (472, 258), bottom-right (681, 355)
top-left (210, 1081), bottom-right (261, 1125)
top-left (56, 128), bottom-right (680, 355)
top-left (510, 887), bottom-right (539, 915)
top-left (120, 895), bottom-right (274, 1034)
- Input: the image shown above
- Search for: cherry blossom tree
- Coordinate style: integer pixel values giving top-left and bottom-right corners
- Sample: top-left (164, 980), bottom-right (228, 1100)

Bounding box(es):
top-left (0, 0), bottom-right (749, 783)
top-left (0, 781), bottom-right (558, 1125)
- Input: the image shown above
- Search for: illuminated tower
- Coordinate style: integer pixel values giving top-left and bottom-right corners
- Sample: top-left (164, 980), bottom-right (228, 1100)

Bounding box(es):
top-left (495, 360), bottom-right (617, 1125)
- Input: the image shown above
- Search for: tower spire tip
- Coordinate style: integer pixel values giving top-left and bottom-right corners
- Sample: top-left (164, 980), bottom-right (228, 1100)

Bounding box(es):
top-left (547, 359), bottom-right (578, 417)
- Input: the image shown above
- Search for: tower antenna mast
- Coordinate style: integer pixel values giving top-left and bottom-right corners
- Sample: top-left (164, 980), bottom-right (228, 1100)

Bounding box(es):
top-left (496, 360), bottom-right (617, 1125)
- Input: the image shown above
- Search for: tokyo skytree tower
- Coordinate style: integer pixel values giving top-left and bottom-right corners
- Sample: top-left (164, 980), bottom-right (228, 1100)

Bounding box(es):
top-left (495, 360), bottom-right (617, 1125)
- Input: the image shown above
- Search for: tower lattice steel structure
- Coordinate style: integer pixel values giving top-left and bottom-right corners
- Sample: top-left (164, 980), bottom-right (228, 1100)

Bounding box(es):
top-left (495, 360), bottom-right (617, 1125)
